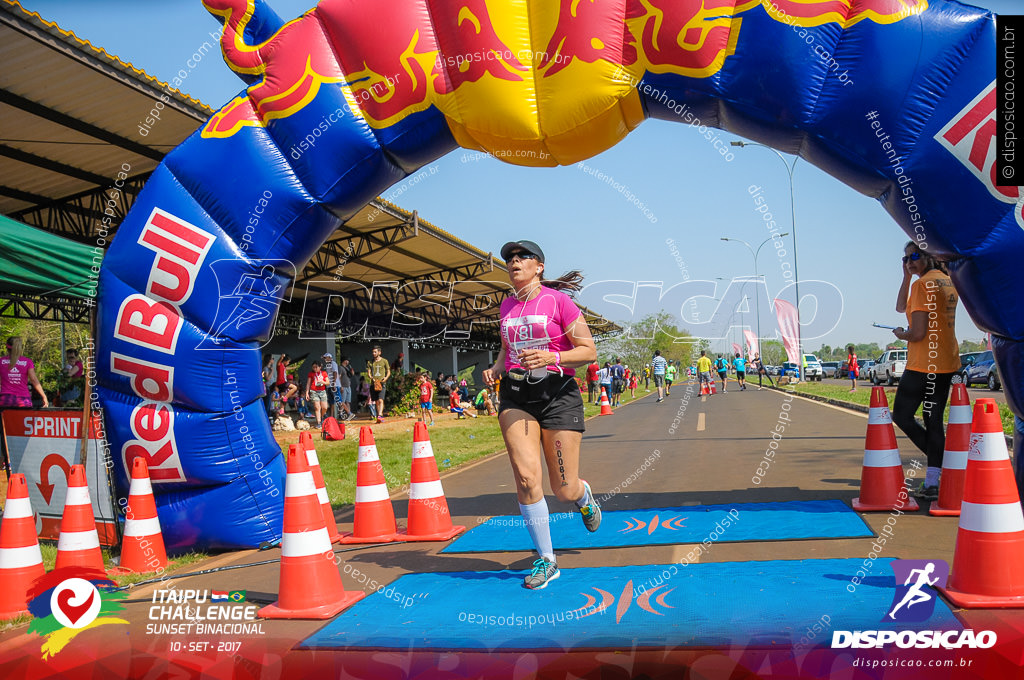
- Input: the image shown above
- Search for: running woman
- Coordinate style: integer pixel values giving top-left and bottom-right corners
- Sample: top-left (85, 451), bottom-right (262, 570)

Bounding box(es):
top-left (483, 240), bottom-right (602, 590)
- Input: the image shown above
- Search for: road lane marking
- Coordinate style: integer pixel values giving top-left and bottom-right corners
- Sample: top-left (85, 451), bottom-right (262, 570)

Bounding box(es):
top-left (697, 412), bottom-right (706, 431)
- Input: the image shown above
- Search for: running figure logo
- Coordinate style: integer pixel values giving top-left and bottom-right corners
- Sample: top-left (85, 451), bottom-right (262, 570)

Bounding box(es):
top-left (886, 559), bottom-right (949, 623)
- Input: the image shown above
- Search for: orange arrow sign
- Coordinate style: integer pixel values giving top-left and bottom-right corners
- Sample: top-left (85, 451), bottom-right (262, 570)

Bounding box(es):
top-left (37, 453), bottom-right (71, 504)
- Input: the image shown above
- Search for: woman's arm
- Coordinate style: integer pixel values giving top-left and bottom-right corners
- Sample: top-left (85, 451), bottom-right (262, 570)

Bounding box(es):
top-left (28, 366), bottom-right (48, 408)
top-left (894, 311), bottom-right (928, 343)
top-left (482, 347), bottom-right (507, 386)
top-left (896, 262), bottom-right (913, 313)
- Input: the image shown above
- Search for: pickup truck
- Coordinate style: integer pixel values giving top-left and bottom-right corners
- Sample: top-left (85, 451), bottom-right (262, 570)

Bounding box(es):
top-left (870, 349), bottom-right (907, 386)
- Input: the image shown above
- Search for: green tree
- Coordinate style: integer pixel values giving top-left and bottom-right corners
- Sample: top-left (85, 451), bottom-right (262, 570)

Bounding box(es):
top-left (759, 339), bottom-right (787, 365)
top-left (600, 313), bottom-right (699, 372)
top-left (960, 338), bottom-right (986, 353)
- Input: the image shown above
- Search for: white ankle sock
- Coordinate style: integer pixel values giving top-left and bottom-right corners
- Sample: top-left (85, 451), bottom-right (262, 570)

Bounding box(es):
top-left (519, 499), bottom-right (554, 562)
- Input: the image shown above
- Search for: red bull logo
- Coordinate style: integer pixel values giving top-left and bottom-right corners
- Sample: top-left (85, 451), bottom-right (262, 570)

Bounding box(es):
top-left (201, 0), bottom-right (930, 141)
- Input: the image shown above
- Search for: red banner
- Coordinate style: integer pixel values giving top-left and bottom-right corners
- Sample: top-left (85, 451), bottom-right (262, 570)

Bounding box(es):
top-left (743, 330), bottom-right (759, 359)
top-left (774, 298), bottom-right (802, 365)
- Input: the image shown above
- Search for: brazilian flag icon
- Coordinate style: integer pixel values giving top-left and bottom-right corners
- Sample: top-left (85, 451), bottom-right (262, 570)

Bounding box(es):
top-left (228, 591), bottom-right (246, 603)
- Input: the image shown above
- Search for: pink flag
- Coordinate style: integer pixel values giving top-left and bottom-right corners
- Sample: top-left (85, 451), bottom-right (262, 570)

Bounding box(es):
top-left (732, 343), bottom-right (742, 357)
top-left (743, 330), bottom-right (759, 359)
top-left (986, 333), bottom-right (993, 351)
top-left (774, 298), bottom-right (801, 364)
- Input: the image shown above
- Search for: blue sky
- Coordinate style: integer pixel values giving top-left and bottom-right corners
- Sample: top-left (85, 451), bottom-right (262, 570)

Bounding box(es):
top-left (17, 0), bottom-right (1016, 354)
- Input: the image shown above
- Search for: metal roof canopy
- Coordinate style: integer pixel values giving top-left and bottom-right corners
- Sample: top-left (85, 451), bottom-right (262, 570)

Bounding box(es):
top-left (0, 0), bottom-right (212, 239)
top-left (0, 1), bottom-right (618, 340)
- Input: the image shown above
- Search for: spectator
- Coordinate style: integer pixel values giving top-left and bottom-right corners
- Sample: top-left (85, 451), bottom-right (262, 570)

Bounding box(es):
top-left (274, 354), bottom-right (298, 414)
top-left (585, 360), bottom-right (599, 403)
top-left (436, 372), bottom-right (448, 396)
top-left (305, 360), bottom-right (330, 428)
top-left (846, 345), bottom-right (859, 393)
top-left (391, 352), bottom-right (405, 373)
top-left (459, 378), bottom-right (470, 402)
top-left (474, 387), bottom-right (496, 415)
top-left (628, 370), bottom-right (638, 398)
top-left (1, 336), bottom-right (48, 408)
top-left (356, 376), bottom-right (370, 413)
top-left (644, 364), bottom-right (651, 390)
top-left (366, 345), bottom-right (391, 423)
top-left (449, 389), bottom-right (476, 418)
top-left (61, 348), bottom-right (84, 404)
top-left (337, 356), bottom-right (355, 420)
top-left (598, 361), bottom-right (612, 403)
top-left (321, 352), bottom-right (339, 419)
top-left (418, 373), bottom-right (435, 426)
top-left (262, 353), bottom-right (277, 416)
top-left (611, 357), bottom-right (625, 407)
top-left (892, 241), bottom-right (959, 502)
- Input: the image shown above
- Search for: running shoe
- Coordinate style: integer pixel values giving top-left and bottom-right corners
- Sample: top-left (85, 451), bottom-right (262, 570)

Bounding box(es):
top-left (912, 482), bottom-right (939, 501)
top-left (656, 397), bottom-right (664, 403)
top-left (578, 480), bottom-right (602, 532)
top-left (376, 416), bottom-right (384, 424)
top-left (523, 557), bottom-right (559, 590)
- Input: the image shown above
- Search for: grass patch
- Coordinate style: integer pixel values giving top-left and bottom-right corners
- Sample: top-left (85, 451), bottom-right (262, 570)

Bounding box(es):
top-left (781, 382), bottom-right (1014, 436)
top-left (36, 542), bottom-right (209, 587)
top-left (271, 386), bottom-right (657, 507)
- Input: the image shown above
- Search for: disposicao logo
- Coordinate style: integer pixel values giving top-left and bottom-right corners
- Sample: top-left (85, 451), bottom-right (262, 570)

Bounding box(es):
top-left (26, 567), bottom-right (128, 659)
top-left (832, 559), bottom-right (996, 650)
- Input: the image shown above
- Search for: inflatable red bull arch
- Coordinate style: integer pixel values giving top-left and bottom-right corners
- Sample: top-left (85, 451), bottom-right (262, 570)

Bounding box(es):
top-left (97, 0), bottom-right (1021, 550)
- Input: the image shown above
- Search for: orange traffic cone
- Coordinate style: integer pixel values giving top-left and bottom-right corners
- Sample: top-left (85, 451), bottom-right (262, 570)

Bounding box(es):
top-left (709, 377), bottom-right (717, 394)
top-left (940, 398), bottom-right (1024, 608)
top-left (599, 387), bottom-right (613, 416)
top-left (0, 474), bottom-right (46, 619)
top-left (852, 387), bottom-right (919, 512)
top-left (930, 383), bottom-right (971, 516)
top-left (340, 427), bottom-right (400, 544)
top-left (55, 465), bottom-right (106, 572)
top-left (300, 431), bottom-right (341, 543)
top-left (259, 444), bottom-right (365, 618)
top-left (111, 458), bottom-right (167, 574)
top-left (405, 422), bottom-right (465, 541)
top-left (700, 381), bottom-right (709, 396)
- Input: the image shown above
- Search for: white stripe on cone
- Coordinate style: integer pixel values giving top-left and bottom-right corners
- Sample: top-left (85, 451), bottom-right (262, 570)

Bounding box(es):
top-left (862, 449), bottom-right (901, 468)
top-left (0, 544), bottom-right (44, 569)
top-left (65, 486), bottom-right (91, 506)
top-left (959, 501), bottom-right (1024, 533)
top-left (942, 450), bottom-right (968, 471)
top-left (284, 471), bottom-right (317, 498)
top-left (316, 488), bottom-right (329, 504)
top-left (968, 432), bottom-right (1010, 461)
top-left (412, 441), bottom-right (433, 458)
top-left (948, 405), bottom-right (972, 424)
top-left (867, 407), bottom-right (892, 425)
top-left (124, 517), bottom-right (162, 537)
top-left (355, 484), bottom-right (391, 504)
top-left (57, 529), bottom-right (100, 551)
top-left (357, 446), bottom-right (380, 463)
top-left (306, 449), bottom-right (320, 466)
top-left (409, 480), bottom-right (445, 500)
top-left (281, 527), bottom-right (332, 557)
top-left (3, 497), bottom-right (33, 519)
top-left (128, 477), bottom-right (153, 496)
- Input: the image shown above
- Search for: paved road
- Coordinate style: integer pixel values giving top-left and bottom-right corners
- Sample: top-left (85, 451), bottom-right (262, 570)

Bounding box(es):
top-left (5, 384), bottom-right (1020, 676)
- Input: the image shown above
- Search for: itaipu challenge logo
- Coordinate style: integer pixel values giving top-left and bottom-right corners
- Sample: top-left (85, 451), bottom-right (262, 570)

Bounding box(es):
top-left (25, 567), bottom-right (128, 659)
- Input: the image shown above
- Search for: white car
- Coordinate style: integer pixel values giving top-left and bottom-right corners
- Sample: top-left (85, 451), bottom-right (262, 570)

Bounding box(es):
top-left (803, 354), bottom-right (823, 381)
top-left (870, 349), bottom-right (907, 386)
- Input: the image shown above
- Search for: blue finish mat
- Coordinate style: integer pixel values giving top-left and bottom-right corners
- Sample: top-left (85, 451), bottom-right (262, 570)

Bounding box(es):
top-left (441, 499), bottom-right (873, 553)
top-left (301, 558), bottom-right (961, 651)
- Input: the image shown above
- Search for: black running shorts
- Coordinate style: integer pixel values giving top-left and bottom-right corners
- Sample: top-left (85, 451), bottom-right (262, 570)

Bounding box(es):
top-left (499, 374), bottom-right (585, 432)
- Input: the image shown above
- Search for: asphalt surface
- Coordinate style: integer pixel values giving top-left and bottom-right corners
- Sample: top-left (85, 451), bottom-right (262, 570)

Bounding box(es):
top-left (4, 382), bottom-right (1021, 675)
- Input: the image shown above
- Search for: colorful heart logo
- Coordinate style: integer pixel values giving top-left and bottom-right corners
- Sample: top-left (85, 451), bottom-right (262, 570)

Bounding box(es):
top-left (56, 588), bottom-right (95, 626)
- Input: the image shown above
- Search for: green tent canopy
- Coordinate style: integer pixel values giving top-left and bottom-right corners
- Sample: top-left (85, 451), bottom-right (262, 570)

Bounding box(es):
top-left (0, 214), bottom-right (99, 300)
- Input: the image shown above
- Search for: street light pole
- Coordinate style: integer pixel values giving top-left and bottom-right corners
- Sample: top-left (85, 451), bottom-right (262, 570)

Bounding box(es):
top-left (721, 234), bottom-right (788, 359)
top-left (731, 141), bottom-right (801, 379)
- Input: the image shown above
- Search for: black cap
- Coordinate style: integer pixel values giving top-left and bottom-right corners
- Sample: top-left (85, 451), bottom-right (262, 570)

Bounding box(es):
top-left (500, 240), bottom-right (545, 263)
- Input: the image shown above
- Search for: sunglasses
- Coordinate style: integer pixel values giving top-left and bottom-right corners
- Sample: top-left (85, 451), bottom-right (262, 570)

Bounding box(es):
top-left (901, 252), bottom-right (922, 263)
top-left (505, 252), bottom-right (538, 263)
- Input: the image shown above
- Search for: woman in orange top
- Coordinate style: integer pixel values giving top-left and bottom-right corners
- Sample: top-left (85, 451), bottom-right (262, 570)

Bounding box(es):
top-left (892, 241), bottom-right (959, 502)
